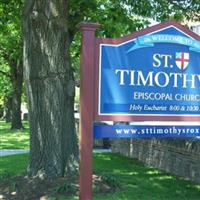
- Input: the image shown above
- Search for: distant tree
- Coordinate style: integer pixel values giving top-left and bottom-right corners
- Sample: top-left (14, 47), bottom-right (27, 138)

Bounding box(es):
top-left (0, 62), bottom-right (12, 121)
top-left (0, 0), bottom-right (24, 129)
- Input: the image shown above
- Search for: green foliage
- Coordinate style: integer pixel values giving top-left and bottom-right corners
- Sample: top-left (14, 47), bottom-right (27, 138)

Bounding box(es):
top-left (0, 66), bottom-right (12, 106)
top-left (55, 182), bottom-right (77, 195)
top-left (126, 0), bottom-right (199, 23)
top-left (69, 0), bottom-right (199, 79)
top-left (93, 173), bottom-right (121, 194)
top-left (70, 33), bottom-right (81, 80)
top-left (0, 0), bottom-right (23, 60)
top-left (0, 121), bottom-right (30, 149)
top-left (0, 0), bottom-right (24, 107)
top-left (101, 174), bottom-right (120, 189)
top-left (69, 0), bottom-right (149, 78)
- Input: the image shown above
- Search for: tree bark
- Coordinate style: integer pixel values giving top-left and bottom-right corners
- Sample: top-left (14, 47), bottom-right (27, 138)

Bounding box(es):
top-left (11, 64), bottom-right (23, 129)
top-left (4, 96), bottom-right (12, 123)
top-left (23, 0), bottom-right (78, 178)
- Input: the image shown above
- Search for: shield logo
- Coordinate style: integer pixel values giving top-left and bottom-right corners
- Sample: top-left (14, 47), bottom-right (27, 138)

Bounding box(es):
top-left (175, 52), bottom-right (189, 70)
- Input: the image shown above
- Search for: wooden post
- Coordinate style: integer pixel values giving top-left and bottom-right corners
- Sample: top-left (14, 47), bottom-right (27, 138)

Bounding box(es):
top-left (79, 22), bottom-right (99, 200)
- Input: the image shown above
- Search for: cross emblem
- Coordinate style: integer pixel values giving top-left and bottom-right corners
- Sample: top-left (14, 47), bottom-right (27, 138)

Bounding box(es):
top-left (175, 52), bottom-right (189, 70)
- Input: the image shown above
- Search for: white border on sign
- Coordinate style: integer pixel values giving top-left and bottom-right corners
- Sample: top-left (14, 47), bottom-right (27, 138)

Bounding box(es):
top-left (98, 25), bottom-right (199, 116)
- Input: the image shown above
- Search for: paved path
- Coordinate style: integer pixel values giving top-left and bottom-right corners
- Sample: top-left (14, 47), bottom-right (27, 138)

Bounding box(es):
top-left (0, 149), bottom-right (29, 157)
top-left (93, 149), bottom-right (111, 153)
top-left (0, 149), bottom-right (111, 157)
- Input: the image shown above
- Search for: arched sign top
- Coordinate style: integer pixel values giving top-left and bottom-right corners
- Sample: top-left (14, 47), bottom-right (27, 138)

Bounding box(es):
top-left (96, 20), bottom-right (200, 44)
top-left (93, 20), bottom-right (200, 121)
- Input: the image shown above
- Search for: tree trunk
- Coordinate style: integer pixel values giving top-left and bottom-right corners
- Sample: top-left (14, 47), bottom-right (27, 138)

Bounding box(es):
top-left (4, 96), bottom-right (12, 123)
top-left (23, 0), bottom-right (78, 178)
top-left (11, 65), bottom-right (23, 129)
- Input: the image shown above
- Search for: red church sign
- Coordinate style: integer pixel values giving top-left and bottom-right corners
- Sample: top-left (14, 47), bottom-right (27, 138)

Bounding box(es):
top-left (79, 20), bottom-right (200, 199)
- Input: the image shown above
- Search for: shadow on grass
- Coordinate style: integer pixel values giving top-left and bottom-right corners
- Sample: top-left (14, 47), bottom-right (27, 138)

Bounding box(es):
top-left (0, 128), bottom-right (29, 133)
top-left (0, 153), bottom-right (200, 200)
top-left (93, 153), bottom-right (200, 200)
top-left (0, 121), bottom-right (29, 130)
top-left (0, 121), bottom-right (30, 150)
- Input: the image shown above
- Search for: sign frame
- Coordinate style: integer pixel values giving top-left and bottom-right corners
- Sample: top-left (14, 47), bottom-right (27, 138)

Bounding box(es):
top-left (94, 20), bottom-right (200, 122)
top-left (79, 20), bottom-right (200, 200)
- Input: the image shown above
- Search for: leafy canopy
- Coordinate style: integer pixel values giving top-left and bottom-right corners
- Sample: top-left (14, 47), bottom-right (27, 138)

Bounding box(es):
top-left (0, 0), bottom-right (24, 106)
top-left (69, 0), bottom-right (199, 78)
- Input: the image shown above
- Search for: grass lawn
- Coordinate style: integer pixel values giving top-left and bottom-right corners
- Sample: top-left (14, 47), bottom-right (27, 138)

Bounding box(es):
top-left (1, 153), bottom-right (200, 200)
top-left (0, 154), bottom-right (29, 179)
top-left (93, 153), bottom-right (200, 200)
top-left (0, 121), bottom-right (30, 149)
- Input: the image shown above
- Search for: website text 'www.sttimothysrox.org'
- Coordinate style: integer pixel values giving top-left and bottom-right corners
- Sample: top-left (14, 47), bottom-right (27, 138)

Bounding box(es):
top-left (115, 126), bottom-right (200, 137)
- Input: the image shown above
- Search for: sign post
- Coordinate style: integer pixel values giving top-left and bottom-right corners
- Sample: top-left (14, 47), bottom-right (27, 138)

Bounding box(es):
top-left (79, 23), bottom-right (99, 200)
